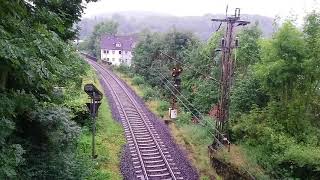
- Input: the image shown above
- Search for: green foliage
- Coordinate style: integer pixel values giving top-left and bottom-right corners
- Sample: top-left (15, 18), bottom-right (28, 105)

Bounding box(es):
top-left (236, 23), bottom-right (262, 73)
top-left (231, 17), bottom-right (320, 179)
top-left (116, 64), bottom-right (132, 75)
top-left (132, 75), bottom-right (145, 85)
top-left (86, 20), bottom-right (119, 57)
top-left (232, 104), bottom-right (320, 178)
top-left (231, 75), bottom-right (269, 114)
top-left (0, 1), bottom-right (98, 179)
top-left (255, 21), bottom-right (306, 100)
top-left (156, 100), bottom-right (170, 118)
top-left (181, 124), bottom-right (213, 146)
top-left (132, 30), bottom-right (200, 88)
top-left (176, 111), bottom-right (192, 126)
top-left (142, 86), bottom-right (156, 101)
top-left (30, 0), bottom-right (98, 41)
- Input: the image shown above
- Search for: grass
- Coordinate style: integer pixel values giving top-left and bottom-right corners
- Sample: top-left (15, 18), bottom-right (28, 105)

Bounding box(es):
top-left (214, 145), bottom-right (268, 179)
top-left (78, 68), bottom-right (126, 180)
top-left (114, 70), bottom-right (221, 180)
top-left (115, 71), bottom-right (144, 97)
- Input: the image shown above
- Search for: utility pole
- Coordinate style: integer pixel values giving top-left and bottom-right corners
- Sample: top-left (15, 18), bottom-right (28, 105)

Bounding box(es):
top-left (212, 8), bottom-right (250, 146)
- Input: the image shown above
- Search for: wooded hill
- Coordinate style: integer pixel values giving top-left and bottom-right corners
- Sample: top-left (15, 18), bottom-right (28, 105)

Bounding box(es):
top-left (78, 12), bottom-right (274, 40)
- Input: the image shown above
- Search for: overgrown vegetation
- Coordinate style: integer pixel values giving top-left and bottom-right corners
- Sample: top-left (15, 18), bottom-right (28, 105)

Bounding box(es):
top-left (123, 12), bottom-right (320, 179)
top-left (0, 0), bottom-right (126, 179)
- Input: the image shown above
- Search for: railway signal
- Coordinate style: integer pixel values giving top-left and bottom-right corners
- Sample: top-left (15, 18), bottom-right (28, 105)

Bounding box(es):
top-left (170, 66), bottom-right (183, 119)
top-left (84, 84), bottom-right (103, 159)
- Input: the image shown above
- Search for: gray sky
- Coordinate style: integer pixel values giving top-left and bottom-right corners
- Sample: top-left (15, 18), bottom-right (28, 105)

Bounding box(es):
top-left (83, 0), bottom-right (319, 22)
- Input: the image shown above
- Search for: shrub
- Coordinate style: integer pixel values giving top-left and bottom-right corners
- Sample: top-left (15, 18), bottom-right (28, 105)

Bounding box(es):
top-left (176, 111), bottom-right (192, 126)
top-left (157, 100), bottom-right (170, 118)
top-left (116, 64), bottom-right (131, 75)
top-left (142, 86), bottom-right (155, 101)
top-left (132, 75), bottom-right (145, 85)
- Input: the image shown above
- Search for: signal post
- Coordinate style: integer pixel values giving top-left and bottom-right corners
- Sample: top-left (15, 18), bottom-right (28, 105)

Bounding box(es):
top-left (169, 67), bottom-right (183, 120)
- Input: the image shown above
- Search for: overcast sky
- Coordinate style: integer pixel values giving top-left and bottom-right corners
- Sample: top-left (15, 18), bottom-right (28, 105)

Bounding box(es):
top-left (83, 0), bottom-right (319, 21)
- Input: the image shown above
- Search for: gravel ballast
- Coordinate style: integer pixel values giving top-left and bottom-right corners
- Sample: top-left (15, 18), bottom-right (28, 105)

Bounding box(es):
top-left (96, 69), bottom-right (199, 180)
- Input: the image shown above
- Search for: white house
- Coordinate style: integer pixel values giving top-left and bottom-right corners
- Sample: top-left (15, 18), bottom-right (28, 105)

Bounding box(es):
top-left (100, 35), bottom-right (136, 66)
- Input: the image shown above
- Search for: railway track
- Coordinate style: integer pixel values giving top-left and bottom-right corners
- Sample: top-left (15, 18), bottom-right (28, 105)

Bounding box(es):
top-left (89, 60), bottom-right (183, 180)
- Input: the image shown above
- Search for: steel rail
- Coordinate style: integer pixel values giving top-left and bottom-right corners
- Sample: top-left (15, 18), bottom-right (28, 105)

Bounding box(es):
top-left (90, 64), bottom-right (150, 180)
top-left (89, 60), bottom-right (178, 180)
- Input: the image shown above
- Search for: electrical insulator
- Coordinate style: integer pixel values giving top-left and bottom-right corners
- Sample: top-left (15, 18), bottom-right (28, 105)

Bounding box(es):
top-left (178, 68), bottom-right (183, 72)
top-left (235, 37), bottom-right (239, 48)
top-left (221, 38), bottom-right (225, 48)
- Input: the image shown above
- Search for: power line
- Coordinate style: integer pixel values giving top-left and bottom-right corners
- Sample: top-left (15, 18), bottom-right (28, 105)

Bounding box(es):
top-left (136, 58), bottom-right (222, 135)
top-left (159, 51), bottom-right (221, 85)
top-left (158, 76), bottom-right (224, 147)
top-left (155, 69), bottom-right (225, 138)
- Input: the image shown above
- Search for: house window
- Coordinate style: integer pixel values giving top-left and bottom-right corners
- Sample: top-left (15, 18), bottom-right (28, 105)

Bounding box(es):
top-left (119, 50), bottom-right (122, 54)
top-left (103, 50), bottom-right (106, 54)
top-left (112, 58), bottom-right (115, 61)
top-left (107, 58), bottom-right (109, 61)
top-left (107, 50), bottom-right (109, 54)
top-left (125, 51), bottom-right (128, 54)
top-left (112, 50), bottom-right (115, 54)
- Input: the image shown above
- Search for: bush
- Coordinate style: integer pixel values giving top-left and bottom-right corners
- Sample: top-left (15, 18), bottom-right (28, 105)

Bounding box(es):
top-left (231, 105), bottom-right (320, 179)
top-left (132, 75), bottom-right (145, 85)
top-left (142, 86), bottom-right (155, 101)
top-left (157, 100), bottom-right (170, 118)
top-left (176, 111), bottom-right (192, 126)
top-left (116, 64), bottom-right (131, 75)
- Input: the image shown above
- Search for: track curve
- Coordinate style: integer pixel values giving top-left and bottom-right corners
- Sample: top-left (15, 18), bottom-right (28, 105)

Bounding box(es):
top-left (89, 60), bottom-right (184, 180)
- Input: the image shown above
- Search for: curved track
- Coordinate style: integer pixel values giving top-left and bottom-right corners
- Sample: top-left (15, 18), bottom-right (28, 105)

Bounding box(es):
top-left (89, 60), bottom-right (183, 180)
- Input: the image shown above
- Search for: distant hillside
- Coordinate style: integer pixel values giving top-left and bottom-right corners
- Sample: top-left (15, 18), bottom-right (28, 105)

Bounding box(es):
top-left (78, 12), bottom-right (274, 40)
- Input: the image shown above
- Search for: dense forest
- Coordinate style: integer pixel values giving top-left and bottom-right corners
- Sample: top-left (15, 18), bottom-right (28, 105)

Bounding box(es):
top-left (0, 0), bottom-right (108, 179)
top-left (82, 11), bottom-right (320, 178)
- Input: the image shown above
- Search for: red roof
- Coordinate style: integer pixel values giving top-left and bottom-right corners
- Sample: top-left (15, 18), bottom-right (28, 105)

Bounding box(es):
top-left (100, 35), bottom-right (137, 51)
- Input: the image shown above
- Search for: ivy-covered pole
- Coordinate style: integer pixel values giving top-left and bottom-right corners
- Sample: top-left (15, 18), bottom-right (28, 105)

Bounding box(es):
top-left (212, 8), bottom-right (250, 147)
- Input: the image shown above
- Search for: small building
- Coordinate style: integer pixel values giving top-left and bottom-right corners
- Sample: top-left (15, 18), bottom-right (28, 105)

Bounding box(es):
top-left (100, 35), bottom-right (136, 66)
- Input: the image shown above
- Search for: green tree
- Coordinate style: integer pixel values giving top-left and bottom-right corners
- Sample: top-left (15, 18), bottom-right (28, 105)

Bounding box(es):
top-left (87, 20), bottom-right (118, 57)
top-left (255, 21), bottom-right (306, 102)
top-left (236, 22), bottom-right (262, 74)
top-left (0, 0), bottom-right (96, 179)
top-left (31, 0), bottom-right (98, 41)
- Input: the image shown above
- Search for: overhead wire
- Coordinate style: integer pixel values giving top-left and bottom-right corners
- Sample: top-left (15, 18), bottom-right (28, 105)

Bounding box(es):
top-left (157, 75), bottom-right (224, 147)
top-left (154, 68), bottom-right (226, 142)
top-left (159, 51), bottom-right (221, 85)
top-left (151, 54), bottom-right (224, 136)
